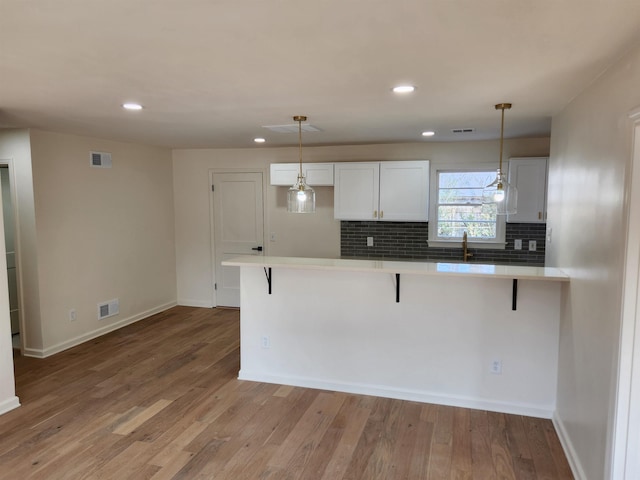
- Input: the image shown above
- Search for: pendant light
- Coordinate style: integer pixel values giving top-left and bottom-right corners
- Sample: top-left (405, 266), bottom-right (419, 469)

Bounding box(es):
top-left (483, 103), bottom-right (517, 215)
top-left (287, 115), bottom-right (316, 213)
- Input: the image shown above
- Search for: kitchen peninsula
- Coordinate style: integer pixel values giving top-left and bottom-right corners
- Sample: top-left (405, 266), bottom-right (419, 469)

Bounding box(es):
top-left (222, 256), bottom-right (569, 418)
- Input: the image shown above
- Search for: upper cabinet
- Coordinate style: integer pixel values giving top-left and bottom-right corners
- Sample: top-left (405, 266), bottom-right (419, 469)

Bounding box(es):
top-left (333, 163), bottom-right (380, 220)
top-left (334, 161), bottom-right (430, 221)
top-left (270, 163), bottom-right (334, 186)
top-left (507, 157), bottom-right (548, 223)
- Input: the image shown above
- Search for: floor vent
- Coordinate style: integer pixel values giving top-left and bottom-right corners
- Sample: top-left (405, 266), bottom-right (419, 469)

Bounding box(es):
top-left (97, 299), bottom-right (119, 320)
top-left (90, 151), bottom-right (112, 168)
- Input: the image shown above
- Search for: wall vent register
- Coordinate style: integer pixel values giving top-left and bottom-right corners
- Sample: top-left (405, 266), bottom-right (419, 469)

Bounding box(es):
top-left (90, 151), bottom-right (112, 168)
top-left (97, 298), bottom-right (119, 320)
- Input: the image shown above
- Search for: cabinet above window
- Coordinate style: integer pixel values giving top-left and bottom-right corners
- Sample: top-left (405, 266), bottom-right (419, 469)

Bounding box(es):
top-left (270, 163), bottom-right (334, 186)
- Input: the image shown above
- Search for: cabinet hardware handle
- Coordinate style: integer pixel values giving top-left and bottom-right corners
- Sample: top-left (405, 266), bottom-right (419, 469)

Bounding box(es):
top-left (380, 211), bottom-right (384, 218)
top-left (374, 210), bottom-right (378, 218)
top-left (538, 211), bottom-right (542, 220)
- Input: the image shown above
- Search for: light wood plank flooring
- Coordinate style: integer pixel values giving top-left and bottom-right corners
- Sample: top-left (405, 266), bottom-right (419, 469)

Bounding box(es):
top-left (1, 306), bottom-right (573, 479)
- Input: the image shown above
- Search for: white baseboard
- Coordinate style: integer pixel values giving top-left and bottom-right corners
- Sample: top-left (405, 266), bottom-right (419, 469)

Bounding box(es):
top-left (23, 301), bottom-right (177, 358)
top-left (553, 412), bottom-right (586, 480)
top-left (0, 396), bottom-right (20, 415)
top-left (238, 370), bottom-right (554, 419)
top-left (177, 299), bottom-right (213, 308)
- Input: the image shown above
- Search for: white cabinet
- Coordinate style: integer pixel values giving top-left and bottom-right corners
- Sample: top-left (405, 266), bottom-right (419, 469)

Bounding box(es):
top-left (270, 163), bottom-right (334, 186)
top-left (334, 163), bottom-right (380, 220)
top-left (507, 157), bottom-right (548, 223)
top-left (334, 161), bottom-right (430, 221)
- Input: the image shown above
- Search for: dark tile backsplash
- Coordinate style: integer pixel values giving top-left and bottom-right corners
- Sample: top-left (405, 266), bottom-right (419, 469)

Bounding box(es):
top-left (341, 221), bottom-right (546, 266)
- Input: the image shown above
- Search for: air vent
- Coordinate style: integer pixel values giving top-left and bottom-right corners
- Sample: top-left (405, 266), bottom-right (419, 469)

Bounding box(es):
top-left (97, 298), bottom-right (119, 320)
top-left (90, 151), bottom-right (112, 168)
top-left (451, 128), bottom-right (476, 134)
top-left (262, 123), bottom-right (322, 133)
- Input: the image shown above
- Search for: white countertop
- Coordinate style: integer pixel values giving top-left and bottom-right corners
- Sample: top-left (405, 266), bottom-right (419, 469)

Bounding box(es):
top-left (222, 255), bottom-right (570, 282)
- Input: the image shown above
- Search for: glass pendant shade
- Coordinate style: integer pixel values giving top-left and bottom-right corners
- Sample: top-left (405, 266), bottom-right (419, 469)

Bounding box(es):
top-left (287, 175), bottom-right (316, 213)
top-left (287, 115), bottom-right (316, 213)
top-left (482, 170), bottom-right (517, 215)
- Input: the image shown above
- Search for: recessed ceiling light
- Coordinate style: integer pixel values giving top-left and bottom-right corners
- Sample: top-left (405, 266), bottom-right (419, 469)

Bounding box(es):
top-left (254, 137), bottom-right (266, 143)
top-left (392, 85), bottom-right (416, 94)
top-left (122, 103), bottom-right (143, 110)
top-left (422, 131), bottom-right (435, 137)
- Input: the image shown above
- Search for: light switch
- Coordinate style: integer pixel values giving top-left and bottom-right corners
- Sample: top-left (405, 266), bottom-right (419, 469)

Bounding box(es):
top-left (514, 239), bottom-right (522, 250)
top-left (529, 240), bottom-right (537, 251)
top-left (367, 237), bottom-right (374, 247)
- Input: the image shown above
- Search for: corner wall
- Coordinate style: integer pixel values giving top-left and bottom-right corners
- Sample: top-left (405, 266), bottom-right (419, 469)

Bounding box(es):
top-left (28, 130), bottom-right (177, 355)
top-left (547, 40), bottom-right (640, 479)
top-left (172, 138), bottom-right (550, 307)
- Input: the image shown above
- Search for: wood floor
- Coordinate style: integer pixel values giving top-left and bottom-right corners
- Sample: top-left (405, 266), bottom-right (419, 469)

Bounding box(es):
top-left (1, 306), bottom-right (573, 479)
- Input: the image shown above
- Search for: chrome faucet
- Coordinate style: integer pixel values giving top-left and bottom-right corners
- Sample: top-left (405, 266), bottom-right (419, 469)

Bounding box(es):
top-left (462, 231), bottom-right (473, 262)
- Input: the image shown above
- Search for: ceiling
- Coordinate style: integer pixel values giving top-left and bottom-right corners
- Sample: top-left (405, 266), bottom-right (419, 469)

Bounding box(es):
top-left (1, 0), bottom-right (640, 149)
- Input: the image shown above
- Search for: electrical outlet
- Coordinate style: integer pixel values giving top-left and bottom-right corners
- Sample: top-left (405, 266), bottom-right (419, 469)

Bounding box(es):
top-left (367, 237), bottom-right (374, 247)
top-left (514, 239), bottom-right (522, 250)
top-left (546, 227), bottom-right (552, 244)
top-left (490, 359), bottom-right (502, 375)
top-left (69, 309), bottom-right (77, 322)
top-left (529, 240), bottom-right (537, 251)
top-left (261, 335), bottom-right (270, 349)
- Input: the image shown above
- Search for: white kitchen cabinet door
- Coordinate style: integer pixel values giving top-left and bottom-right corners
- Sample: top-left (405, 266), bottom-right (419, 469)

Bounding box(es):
top-left (334, 162), bottom-right (380, 220)
top-left (269, 163), bottom-right (334, 186)
top-left (507, 157), bottom-right (548, 223)
top-left (379, 161), bottom-right (429, 221)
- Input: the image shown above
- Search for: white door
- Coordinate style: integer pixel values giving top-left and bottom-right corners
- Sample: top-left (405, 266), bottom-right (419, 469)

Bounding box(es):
top-left (612, 121), bottom-right (640, 479)
top-left (334, 162), bottom-right (379, 220)
top-left (0, 166), bottom-right (19, 339)
top-left (507, 157), bottom-right (548, 223)
top-left (212, 172), bottom-right (264, 307)
top-left (379, 161), bottom-right (430, 221)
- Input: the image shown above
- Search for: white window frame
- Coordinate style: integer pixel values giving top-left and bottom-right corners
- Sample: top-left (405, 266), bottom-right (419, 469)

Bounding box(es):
top-left (428, 165), bottom-right (506, 249)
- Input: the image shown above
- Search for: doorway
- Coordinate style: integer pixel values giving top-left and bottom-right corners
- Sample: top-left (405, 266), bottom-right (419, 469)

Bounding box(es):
top-left (612, 118), bottom-right (640, 478)
top-left (0, 165), bottom-right (19, 351)
top-left (210, 171), bottom-right (265, 307)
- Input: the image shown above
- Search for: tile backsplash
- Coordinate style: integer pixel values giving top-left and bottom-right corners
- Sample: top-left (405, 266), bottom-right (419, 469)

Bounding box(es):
top-left (341, 221), bottom-right (546, 266)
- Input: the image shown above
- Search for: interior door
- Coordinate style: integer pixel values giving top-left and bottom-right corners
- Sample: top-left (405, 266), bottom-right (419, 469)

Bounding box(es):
top-left (212, 172), bottom-right (264, 307)
top-left (0, 166), bottom-right (18, 337)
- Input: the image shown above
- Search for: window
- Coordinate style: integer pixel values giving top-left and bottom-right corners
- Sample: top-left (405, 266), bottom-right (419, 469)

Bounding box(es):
top-left (429, 169), bottom-right (505, 247)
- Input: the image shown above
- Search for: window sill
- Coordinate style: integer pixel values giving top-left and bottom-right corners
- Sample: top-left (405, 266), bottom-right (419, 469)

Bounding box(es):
top-left (427, 240), bottom-right (506, 250)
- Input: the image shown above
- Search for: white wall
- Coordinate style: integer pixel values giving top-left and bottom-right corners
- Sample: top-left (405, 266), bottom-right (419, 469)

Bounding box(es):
top-left (238, 265), bottom-right (562, 418)
top-left (547, 41), bottom-right (640, 479)
top-left (28, 130), bottom-right (177, 355)
top-left (173, 138), bottom-right (550, 306)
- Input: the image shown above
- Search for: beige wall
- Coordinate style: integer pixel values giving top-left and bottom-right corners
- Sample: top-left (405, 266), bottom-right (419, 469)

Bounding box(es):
top-left (28, 130), bottom-right (177, 355)
top-left (173, 137), bottom-right (550, 306)
top-left (547, 41), bottom-right (640, 478)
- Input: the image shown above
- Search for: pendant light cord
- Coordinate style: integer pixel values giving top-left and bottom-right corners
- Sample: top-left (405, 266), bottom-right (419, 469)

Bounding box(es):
top-left (499, 106), bottom-right (505, 173)
top-left (495, 103), bottom-right (511, 174)
top-left (293, 115), bottom-right (307, 179)
top-left (298, 118), bottom-right (303, 178)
